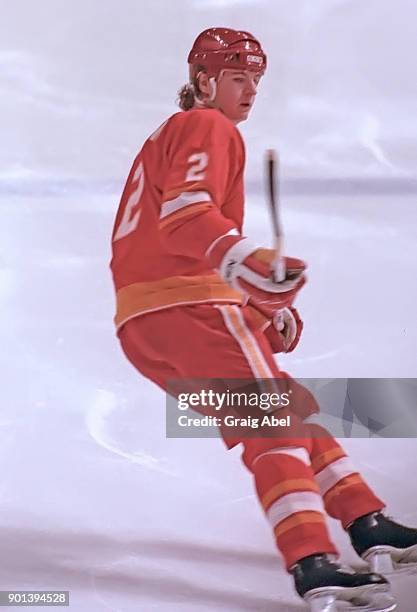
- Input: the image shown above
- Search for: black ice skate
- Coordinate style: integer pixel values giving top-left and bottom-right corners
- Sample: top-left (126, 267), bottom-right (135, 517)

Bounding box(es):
top-left (291, 554), bottom-right (396, 611)
top-left (349, 512), bottom-right (417, 576)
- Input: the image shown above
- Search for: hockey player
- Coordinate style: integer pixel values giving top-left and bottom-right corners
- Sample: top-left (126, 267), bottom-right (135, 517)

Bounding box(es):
top-left (110, 28), bottom-right (417, 610)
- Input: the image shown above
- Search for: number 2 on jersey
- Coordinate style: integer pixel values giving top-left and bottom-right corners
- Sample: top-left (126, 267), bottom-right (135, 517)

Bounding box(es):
top-left (186, 152), bottom-right (208, 181)
top-left (113, 161), bottom-right (145, 241)
top-left (114, 151), bottom-right (208, 241)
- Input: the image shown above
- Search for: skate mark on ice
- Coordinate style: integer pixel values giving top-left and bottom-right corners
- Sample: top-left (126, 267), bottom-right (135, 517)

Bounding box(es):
top-left (290, 346), bottom-right (344, 364)
top-left (90, 553), bottom-right (299, 612)
top-left (2, 525), bottom-right (292, 610)
top-left (356, 459), bottom-right (403, 486)
top-left (211, 494), bottom-right (256, 508)
top-left (85, 389), bottom-right (180, 478)
top-left (89, 572), bottom-right (122, 612)
top-left (360, 113), bottom-right (402, 175)
top-left (131, 538), bottom-right (279, 568)
top-left (89, 566), bottom-right (125, 612)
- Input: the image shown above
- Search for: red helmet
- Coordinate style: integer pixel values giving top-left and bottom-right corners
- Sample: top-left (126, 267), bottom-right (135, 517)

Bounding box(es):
top-left (188, 27), bottom-right (267, 80)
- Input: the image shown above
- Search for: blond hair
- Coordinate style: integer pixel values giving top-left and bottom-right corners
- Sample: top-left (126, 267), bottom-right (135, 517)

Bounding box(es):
top-left (177, 66), bottom-right (206, 111)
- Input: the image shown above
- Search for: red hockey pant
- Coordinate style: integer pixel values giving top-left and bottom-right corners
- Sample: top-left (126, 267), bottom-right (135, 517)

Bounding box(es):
top-left (118, 305), bottom-right (384, 570)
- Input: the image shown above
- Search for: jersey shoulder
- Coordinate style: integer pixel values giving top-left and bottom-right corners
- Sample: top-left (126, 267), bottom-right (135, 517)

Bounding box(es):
top-left (145, 109), bottom-right (244, 166)
top-left (167, 108), bottom-right (240, 142)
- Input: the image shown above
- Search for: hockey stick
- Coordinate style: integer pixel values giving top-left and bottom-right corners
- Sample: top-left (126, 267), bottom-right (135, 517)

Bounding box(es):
top-left (266, 149), bottom-right (286, 282)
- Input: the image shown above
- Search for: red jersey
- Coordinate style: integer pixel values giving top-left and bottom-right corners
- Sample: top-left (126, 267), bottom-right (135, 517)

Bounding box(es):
top-left (110, 108), bottom-right (246, 331)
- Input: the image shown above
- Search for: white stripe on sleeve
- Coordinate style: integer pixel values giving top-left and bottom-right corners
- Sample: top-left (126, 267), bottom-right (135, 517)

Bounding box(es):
top-left (160, 190), bottom-right (212, 219)
top-left (252, 446), bottom-right (311, 469)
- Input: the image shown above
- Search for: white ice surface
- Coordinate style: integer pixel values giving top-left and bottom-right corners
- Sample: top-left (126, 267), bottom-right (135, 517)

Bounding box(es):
top-left (1, 192), bottom-right (416, 611)
top-left (1, 1), bottom-right (417, 610)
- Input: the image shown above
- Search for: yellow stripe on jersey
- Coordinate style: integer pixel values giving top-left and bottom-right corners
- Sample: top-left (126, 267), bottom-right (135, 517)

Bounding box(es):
top-left (115, 275), bottom-right (242, 331)
top-left (162, 181), bottom-right (205, 201)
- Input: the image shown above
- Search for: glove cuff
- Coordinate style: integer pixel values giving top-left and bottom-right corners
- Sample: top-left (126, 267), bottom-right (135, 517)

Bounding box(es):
top-left (207, 234), bottom-right (258, 281)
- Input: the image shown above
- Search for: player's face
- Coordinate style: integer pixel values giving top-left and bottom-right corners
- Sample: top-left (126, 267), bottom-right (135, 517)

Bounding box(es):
top-left (215, 70), bottom-right (261, 124)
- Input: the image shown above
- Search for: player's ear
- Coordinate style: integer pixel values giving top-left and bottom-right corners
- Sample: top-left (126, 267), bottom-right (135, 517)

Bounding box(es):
top-left (197, 71), bottom-right (210, 97)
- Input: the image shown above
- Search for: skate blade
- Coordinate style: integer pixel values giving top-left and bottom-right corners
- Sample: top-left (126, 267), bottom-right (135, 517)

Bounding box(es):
top-left (363, 544), bottom-right (417, 576)
top-left (305, 584), bottom-right (397, 611)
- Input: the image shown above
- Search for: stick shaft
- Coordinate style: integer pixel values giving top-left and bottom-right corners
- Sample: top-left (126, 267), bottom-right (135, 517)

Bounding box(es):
top-left (266, 150), bottom-right (282, 237)
top-left (266, 150), bottom-right (285, 281)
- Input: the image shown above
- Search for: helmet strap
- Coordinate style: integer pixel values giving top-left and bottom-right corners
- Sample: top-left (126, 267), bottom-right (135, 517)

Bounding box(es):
top-left (207, 76), bottom-right (217, 102)
top-left (191, 69), bottom-right (225, 108)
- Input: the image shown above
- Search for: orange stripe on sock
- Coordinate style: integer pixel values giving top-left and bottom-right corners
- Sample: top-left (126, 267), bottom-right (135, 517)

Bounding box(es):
top-left (261, 479), bottom-right (320, 511)
top-left (312, 448), bottom-right (346, 473)
top-left (323, 473), bottom-right (363, 505)
top-left (274, 511), bottom-right (326, 538)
